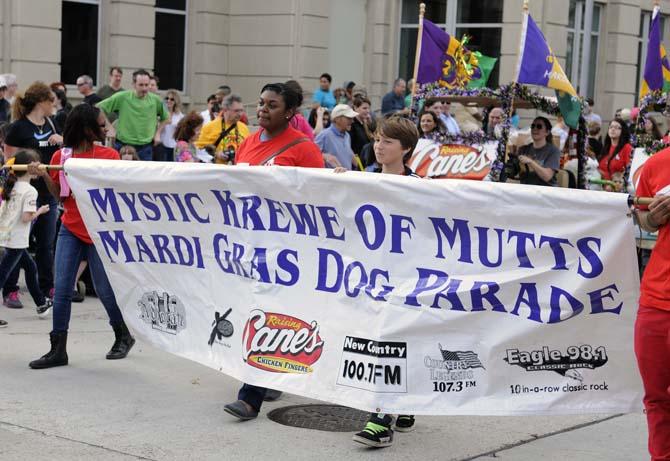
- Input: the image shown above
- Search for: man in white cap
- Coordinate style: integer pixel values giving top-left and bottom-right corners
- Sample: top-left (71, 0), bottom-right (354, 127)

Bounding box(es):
top-left (315, 103), bottom-right (358, 169)
top-left (0, 76), bottom-right (9, 123)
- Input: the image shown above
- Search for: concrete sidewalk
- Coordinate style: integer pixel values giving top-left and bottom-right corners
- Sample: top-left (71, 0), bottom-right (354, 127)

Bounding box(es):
top-left (0, 295), bottom-right (649, 461)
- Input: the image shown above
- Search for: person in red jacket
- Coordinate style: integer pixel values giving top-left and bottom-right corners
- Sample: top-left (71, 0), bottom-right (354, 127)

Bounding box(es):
top-left (224, 82), bottom-right (323, 421)
top-left (634, 147), bottom-right (670, 461)
top-left (598, 118), bottom-right (632, 187)
top-left (29, 104), bottom-right (135, 369)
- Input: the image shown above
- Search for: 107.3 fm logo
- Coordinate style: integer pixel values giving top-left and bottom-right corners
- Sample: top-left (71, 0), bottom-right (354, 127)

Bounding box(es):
top-left (242, 310), bottom-right (324, 374)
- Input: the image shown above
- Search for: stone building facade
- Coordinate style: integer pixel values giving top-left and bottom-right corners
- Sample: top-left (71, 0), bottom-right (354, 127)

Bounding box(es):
top-left (0, 0), bottom-right (667, 120)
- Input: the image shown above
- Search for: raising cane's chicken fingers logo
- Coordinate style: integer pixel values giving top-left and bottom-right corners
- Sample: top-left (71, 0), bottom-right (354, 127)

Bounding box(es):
top-left (242, 310), bottom-right (324, 374)
top-left (408, 140), bottom-right (496, 180)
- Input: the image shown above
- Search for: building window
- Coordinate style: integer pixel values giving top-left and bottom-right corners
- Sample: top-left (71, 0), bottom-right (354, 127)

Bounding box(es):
top-left (399, 0), bottom-right (502, 87)
top-left (154, 0), bottom-right (187, 90)
top-left (636, 11), bottom-right (668, 99)
top-left (61, 0), bottom-right (99, 84)
top-left (565, 1), bottom-right (602, 99)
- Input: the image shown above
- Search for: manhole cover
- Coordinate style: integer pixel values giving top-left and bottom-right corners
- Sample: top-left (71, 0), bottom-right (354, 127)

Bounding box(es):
top-left (267, 404), bottom-right (371, 432)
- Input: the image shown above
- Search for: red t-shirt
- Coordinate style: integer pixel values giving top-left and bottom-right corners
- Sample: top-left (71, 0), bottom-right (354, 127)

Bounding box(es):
top-left (235, 126), bottom-right (324, 167)
top-left (598, 143), bottom-right (632, 180)
top-left (637, 147), bottom-right (670, 310)
top-left (50, 145), bottom-right (120, 244)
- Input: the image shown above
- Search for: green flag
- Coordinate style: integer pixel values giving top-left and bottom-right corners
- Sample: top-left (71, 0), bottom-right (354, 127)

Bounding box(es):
top-left (467, 53), bottom-right (497, 89)
top-left (557, 90), bottom-right (581, 129)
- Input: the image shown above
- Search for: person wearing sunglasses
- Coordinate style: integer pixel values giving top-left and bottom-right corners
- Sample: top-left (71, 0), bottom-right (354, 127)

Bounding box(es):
top-left (516, 116), bottom-right (561, 186)
top-left (153, 89), bottom-right (184, 161)
top-left (76, 75), bottom-right (102, 107)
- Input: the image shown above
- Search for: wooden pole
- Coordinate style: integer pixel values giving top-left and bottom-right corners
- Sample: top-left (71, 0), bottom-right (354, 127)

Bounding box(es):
top-left (2, 164), bottom-right (63, 171)
top-left (410, 3), bottom-right (426, 114)
top-left (509, 0), bottom-right (530, 120)
top-left (632, 196), bottom-right (653, 207)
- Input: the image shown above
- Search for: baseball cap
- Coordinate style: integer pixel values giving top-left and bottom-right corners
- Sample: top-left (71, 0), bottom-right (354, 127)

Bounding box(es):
top-left (331, 104), bottom-right (358, 119)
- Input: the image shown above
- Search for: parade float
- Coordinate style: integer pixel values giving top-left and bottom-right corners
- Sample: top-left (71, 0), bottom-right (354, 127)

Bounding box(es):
top-left (408, 2), bottom-right (588, 188)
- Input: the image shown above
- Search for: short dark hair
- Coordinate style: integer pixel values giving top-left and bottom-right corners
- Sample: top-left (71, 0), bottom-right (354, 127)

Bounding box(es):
top-left (533, 116), bottom-right (553, 144)
top-left (586, 97), bottom-right (595, 106)
top-left (206, 94), bottom-right (217, 103)
top-left (110, 67), bottom-right (123, 75)
top-left (352, 95), bottom-right (371, 108)
top-left (376, 115), bottom-right (419, 162)
top-left (132, 69), bottom-right (151, 82)
top-left (260, 83), bottom-right (302, 112)
top-left (150, 74), bottom-right (159, 85)
top-left (320, 73), bottom-right (332, 83)
top-left (63, 103), bottom-right (105, 148)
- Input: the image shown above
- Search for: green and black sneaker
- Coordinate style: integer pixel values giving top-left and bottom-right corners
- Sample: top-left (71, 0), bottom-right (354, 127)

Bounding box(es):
top-left (393, 415), bottom-right (415, 432)
top-left (352, 414), bottom-right (394, 448)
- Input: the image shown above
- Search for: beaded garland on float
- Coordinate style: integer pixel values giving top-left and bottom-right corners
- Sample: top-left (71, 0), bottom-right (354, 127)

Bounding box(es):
top-left (635, 89), bottom-right (670, 156)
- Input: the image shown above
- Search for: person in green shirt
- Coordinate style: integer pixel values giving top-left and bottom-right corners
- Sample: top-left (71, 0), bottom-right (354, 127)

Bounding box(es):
top-left (97, 69), bottom-right (167, 160)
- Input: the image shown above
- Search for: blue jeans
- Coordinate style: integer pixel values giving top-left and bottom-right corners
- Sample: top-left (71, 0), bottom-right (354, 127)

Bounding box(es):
top-left (0, 248), bottom-right (45, 306)
top-left (238, 384), bottom-right (268, 412)
top-left (114, 141), bottom-right (153, 161)
top-left (52, 226), bottom-right (124, 332)
top-left (2, 195), bottom-right (57, 297)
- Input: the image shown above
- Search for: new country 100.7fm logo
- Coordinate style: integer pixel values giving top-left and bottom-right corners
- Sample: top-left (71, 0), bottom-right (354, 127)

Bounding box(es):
top-left (242, 310), bottom-right (324, 374)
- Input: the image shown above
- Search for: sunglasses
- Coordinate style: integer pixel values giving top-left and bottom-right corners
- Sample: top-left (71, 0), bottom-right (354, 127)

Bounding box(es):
top-left (165, 97), bottom-right (175, 101)
top-left (76, 82), bottom-right (86, 87)
top-left (531, 123), bottom-right (545, 130)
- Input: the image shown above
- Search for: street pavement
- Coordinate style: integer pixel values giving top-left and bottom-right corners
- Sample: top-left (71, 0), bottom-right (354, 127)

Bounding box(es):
top-left (0, 292), bottom-right (649, 461)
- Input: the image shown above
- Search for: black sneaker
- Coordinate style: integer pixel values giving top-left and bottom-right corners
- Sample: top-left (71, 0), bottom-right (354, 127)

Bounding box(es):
top-left (71, 289), bottom-right (84, 303)
top-left (393, 415), bottom-right (415, 432)
top-left (0, 319), bottom-right (7, 328)
top-left (36, 299), bottom-right (53, 318)
top-left (352, 415), bottom-right (394, 448)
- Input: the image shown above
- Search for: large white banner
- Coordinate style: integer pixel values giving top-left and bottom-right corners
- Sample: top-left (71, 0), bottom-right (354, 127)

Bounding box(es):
top-left (66, 159), bottom-right (643, 415)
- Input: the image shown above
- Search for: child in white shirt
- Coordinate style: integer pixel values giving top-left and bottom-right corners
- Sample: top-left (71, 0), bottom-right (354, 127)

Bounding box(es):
top-left (0, 149), bottom-right (52, 319)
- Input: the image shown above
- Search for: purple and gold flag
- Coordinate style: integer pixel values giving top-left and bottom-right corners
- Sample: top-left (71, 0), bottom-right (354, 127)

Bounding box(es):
top-left (516, 12), bottom-right (581, 128)
top-left (416, 19), bottom-right (480, 88)
top-left (640, 6), bottom-right (670, 98)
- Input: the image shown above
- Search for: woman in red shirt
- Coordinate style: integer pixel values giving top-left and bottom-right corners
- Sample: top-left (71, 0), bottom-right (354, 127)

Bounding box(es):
top-left (598, 118), bottom-right (632, 183)
top-left (235, 82), bottom-right (324, 168)
top-left (29, 104), bottom-right (135, 369)
top-left (224, 82), bottom-right (323, 421)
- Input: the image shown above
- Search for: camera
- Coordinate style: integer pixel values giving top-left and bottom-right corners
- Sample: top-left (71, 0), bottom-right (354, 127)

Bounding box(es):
top-left (222, 146), bottom-right (235, 164)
